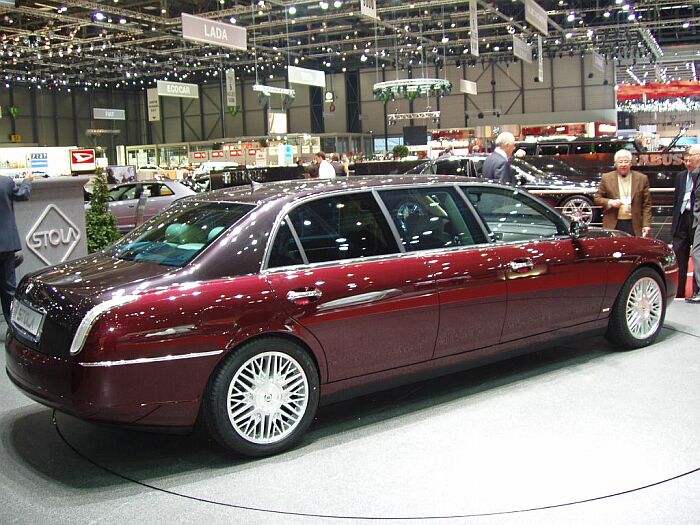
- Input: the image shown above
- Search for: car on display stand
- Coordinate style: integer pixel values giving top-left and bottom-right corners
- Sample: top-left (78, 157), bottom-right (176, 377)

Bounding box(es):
top-left (7, 176), bottom-right (677, 457)
top-left (405, 154), bottom-right (601, 225)
top-left (85, 179), bottom-right (196, 234)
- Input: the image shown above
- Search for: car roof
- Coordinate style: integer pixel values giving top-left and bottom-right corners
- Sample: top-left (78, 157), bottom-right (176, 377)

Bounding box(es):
top-left (186, 175), bottom-right (483, 206)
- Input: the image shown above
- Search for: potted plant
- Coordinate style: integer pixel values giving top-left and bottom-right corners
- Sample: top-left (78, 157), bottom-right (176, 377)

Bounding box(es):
top-left (392, 144), bottom-right (409, 159)
top-left (85, 172), bottom-right (121, 253)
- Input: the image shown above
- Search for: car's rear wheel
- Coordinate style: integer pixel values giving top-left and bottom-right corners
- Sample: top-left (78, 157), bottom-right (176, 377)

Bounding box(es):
top-left (560, 196), bottom-right (595, 224)
top-left (203, 338), bottom-right (319, 457)
top-left (606, 267), bottom-right (666, 349)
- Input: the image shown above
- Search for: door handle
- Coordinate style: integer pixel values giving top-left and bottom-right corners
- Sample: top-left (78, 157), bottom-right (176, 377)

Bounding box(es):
top-left (286, 288), bottom-right (323, 305)
top-left (508, 258), bottom-right (534, 273)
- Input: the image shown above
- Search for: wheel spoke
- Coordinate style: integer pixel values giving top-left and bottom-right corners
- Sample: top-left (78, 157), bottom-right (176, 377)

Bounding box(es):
top-left (625, 276), bottom-right (663, 340)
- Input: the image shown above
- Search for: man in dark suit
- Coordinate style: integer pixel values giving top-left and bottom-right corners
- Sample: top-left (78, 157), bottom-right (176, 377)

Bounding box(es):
top-left (594, 149), bottom-right (651, 237)
top-left (672, 145), bottom-right (700, 299)
top-left (482, 132), bottom-right (516, 185)
top-left (0, 174), bottom-right (32, 324)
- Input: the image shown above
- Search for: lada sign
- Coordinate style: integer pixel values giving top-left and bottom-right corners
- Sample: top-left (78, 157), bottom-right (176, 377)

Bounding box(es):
top-left (26, 204), bottom-right (81, 266)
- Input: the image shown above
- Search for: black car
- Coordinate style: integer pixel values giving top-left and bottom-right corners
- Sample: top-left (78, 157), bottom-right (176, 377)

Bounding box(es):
top-left (406, 155), bottom-right (600, 224)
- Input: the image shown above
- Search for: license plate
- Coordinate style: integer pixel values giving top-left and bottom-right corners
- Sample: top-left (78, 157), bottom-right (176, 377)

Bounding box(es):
top-left (11, 300), bottom-right (45, 339)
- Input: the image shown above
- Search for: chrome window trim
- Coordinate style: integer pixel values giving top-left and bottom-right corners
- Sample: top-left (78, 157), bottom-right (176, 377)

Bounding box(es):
top-left (285, 214), bottom-right (309, 265)
top-left (371, 188), bottom-right (408, 254)
top-left (79, 349), bottom-right (224, 367)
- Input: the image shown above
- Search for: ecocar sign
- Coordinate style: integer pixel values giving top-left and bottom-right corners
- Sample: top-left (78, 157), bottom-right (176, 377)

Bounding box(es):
top-left (156, 80), bottom-right (200, 99)
top-left (26, 204), bottom-right (81, 266)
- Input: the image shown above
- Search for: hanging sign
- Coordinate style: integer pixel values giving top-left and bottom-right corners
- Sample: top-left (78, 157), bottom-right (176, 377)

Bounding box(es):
top-left (181, 13), bottom-right (247, 51)
top-left (192, 151), bottom-right (208, 160)
top-left (225, 69), bottom-right (237, 107)
top-left (147, 88), bottom-right (160, 121)
top-left (93, 108), bottom-right (125, 120)
top-left (592, 51), bottom-right (605, 73)
top-left (525, 0), bottom-right (549, 36)
top-left (360, 0), bottom-right (378, 20)
top-left (157, 80), bottom-right (199, 99)
top-left (513, 35), bottom-right (532, 64)
top-left (288, 66), bottom-right (326, 88)
top-left (469, 0), bottom-right (479, 57)
top-left (460, 79), bottom-right (477, 95)
top-left (537, 35), bottom-right (544, 82)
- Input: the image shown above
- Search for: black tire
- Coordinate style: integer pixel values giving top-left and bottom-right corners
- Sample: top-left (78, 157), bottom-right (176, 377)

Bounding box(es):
top-left (203, 337), bottom-right (320, 457)
top-left (606, 267), bottom-right (666, 349)
top-left (560, 195), bottom-right (596, 225)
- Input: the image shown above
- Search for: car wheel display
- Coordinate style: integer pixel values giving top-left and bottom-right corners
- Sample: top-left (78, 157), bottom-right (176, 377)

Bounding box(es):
top-left (560, 196), bottom-right (595, 224)
top-left (606, 267), bottom-right (666, 349)
top-left (203, 338), bottom-right (320, 457)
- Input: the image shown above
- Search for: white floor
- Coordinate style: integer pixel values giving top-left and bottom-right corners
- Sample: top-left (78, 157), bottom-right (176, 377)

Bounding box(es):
top-left (1, 300), bottom-right (698, 524)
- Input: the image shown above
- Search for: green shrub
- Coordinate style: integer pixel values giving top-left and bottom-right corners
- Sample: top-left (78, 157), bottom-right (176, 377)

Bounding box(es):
top-left (85, 173), bottom-right (121, 253)
top-left (392, 145), bottom-right (409, 159)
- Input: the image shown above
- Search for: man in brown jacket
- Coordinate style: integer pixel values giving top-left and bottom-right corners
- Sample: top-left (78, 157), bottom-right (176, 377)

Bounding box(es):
top-left (594, 149), bottom-right (652, 237)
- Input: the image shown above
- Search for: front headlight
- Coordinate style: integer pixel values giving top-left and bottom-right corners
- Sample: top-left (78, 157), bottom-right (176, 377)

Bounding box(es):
top-left (69, 295), bottom-right (139, 356)
top-left (661, 251), bottom-right (677, 270)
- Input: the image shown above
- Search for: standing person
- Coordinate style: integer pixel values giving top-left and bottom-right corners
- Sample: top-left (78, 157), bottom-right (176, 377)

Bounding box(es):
top-left (594, 149), bottom-right (652, 237)
top-left (0, 173), bottom-right (32, 325)
top-left (340, 153), bottom-right (350, 176)
top-left (671, 145), bottom-right (700, 298)
top-left (315, 152), bottom-right (335, 179)
top-left (482, 132), bottom-right (516, 185)
top-left (330, 153), bottom-right (345, 177)
top-left (687, 153), bottom-right (700, 303)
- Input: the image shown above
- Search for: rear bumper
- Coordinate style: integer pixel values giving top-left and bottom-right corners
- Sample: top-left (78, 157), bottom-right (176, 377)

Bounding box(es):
top-left (5, 334), bottom-right (219, 427)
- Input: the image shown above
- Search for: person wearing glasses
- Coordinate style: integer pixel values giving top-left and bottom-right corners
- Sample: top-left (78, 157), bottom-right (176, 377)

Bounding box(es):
top-left (672, 145), bottom-right (700, 299)
top-left (594, 149), bottom-right (652, 237)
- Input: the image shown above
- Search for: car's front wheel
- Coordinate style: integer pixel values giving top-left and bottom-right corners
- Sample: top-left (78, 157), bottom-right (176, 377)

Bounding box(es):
top-left (606, 267), bottom-right (666, 349)
top-left (203, 338), bottom-right (320, 457)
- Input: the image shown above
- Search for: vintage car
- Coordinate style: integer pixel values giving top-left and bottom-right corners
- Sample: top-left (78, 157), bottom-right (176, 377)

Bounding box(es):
top-left (7, 176), bottom-right (677, 457)
top-left (85, 179), bottom-right (196, 234)
top-left (405, 154), bottom-right (600, 224)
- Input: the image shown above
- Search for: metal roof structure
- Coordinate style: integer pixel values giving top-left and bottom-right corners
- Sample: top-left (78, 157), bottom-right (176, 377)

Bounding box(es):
top-left (0, 0), bottom-right (699, 90)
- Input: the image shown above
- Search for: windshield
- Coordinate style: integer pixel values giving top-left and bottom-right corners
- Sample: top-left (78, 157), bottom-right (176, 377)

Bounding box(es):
top-left (107, 200), bottom-right (254, 267)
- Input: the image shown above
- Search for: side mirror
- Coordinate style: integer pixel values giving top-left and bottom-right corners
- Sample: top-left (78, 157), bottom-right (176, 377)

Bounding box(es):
top-left (569, 219), bottom-right (588, 239)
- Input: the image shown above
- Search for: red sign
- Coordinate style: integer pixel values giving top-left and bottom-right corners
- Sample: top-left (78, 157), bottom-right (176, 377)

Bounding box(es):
top-left (211, 150), bottom-right (225, 158)
top-left (617, 80), bottom-right (700, 101)
top-left (69, 148), bottom-right (96, 172)
top-left (230, 149), bottom-right (243, 157)
top-left (193, 151), bottom-right (207, 160)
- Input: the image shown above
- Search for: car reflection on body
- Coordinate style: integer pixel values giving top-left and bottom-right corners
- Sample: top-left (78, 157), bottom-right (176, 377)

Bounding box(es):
top-left (7, 176), bottom-right (677, 457)
top-left (406, 155), bottom-right (600, 224)
top-left (85, 179), bottom-right (196, 234)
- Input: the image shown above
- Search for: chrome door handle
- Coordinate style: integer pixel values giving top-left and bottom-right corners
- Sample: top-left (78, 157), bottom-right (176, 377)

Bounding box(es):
top-left (286, 289), bottom-right (323, 302)
top-left (508, 259), bottom-right (534, 273)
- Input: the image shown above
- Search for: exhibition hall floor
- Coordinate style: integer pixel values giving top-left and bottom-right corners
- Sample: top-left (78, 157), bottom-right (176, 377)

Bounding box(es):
top-left (1, 302), bottom-right (698, 525)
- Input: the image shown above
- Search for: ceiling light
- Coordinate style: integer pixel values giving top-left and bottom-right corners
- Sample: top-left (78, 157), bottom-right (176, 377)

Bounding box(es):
top-left (627, 13), bottom-right (635, 20)
top-left (603, 11), bottom-right (611, 17)
top-left (319, 1), bottom-right (329, 9)
top-left (119, 18), bottom-right (126, 24)
top-left (683, 21), bottom-right (690, 29)
top-left (94, 12), bottom-right (105, 20)
top-left (288, 6), bottom-right (296, 14)
top-left (567, 13), bottom-right (575, 22)
top-left (230, 17), bottom-right (237, 23)
top-left (622, 4), bottom-right (630, 11)
top-left (565, 32), bottom-right (573, 38)
top-left (333, 0), bottom-right (342, 7)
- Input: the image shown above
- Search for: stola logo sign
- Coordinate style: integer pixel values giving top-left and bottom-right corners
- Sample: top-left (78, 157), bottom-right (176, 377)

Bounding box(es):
top-left (69, 149), bottom-right (96, 172)
top-left (26, 204), bottom-right (81, 266)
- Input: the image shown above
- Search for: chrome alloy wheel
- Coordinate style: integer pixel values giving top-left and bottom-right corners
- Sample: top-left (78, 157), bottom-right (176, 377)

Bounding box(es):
top-left (625, 276), bottom-right (663, 340)
top-left (226, 351), bottom-right (309, 445)
top-left (561, 198), bottom-right (594, 224)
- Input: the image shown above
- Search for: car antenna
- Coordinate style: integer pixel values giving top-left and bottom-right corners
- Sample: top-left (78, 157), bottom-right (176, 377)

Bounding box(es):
top-left (250, 179), bottom-right (263, 191)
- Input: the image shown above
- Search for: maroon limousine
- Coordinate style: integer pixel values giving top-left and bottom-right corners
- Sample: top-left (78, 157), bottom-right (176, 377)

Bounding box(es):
top-left (6, 176), bottom-right (677, 457)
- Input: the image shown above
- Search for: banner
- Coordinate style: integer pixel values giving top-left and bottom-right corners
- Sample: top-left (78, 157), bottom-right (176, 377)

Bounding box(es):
top-left (288, 65), bottom-right (326, 88)
top-left (360, 0), bottom-right (378, 20)
top-left (469, 0), bottom-right (479, 57)
top-left (460, 79), bottom-right (477, 95)
top-left (156, 80), bottom-right (199, 99)
top-left (147, 88), bottom-right (160, 121)
top-left (226, 69), bottom-right (237, 107)
top-left (537, 35), bottom-right (544, 82)
top-left (592, 51), bottom-right (605, 74)
top-left (513, 35), bottom-right (532, 64)
top-left (525, 0), bottom-right (549, 36)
